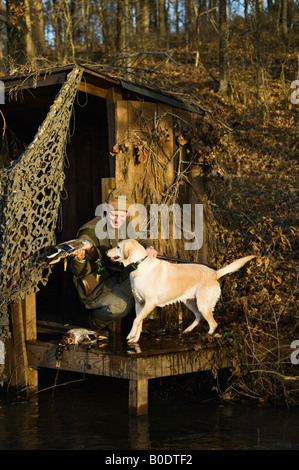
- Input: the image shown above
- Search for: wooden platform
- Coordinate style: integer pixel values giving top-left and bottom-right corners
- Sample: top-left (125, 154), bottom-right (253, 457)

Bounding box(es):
top-left (26, 321), bottom-right (232, 415)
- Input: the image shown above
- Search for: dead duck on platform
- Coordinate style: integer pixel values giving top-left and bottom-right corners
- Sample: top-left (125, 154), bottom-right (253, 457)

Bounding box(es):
top-left (56, 328), bottom-right (109, 362)
top-left (59, 328), bottom-right (108, 346)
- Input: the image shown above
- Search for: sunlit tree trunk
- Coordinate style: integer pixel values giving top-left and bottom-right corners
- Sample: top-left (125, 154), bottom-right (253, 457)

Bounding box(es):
top-left (135, 0), bottom-right (149, 45)
top-left (62, 0), bottom-right (75, 62)
top-left (141, 0), bottom-right (149, 35)
top-left (24, 0), bottom-right (45, 59)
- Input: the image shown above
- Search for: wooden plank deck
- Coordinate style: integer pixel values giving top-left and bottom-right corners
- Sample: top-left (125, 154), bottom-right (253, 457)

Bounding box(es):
top-left (26, 322), bottom-right (232, 415)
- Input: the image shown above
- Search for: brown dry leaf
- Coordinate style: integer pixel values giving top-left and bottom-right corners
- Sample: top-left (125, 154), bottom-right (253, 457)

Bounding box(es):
top-left (213, 333), bottom-right (222, 338)
top-left (177, 134), bottom-right (188, 146)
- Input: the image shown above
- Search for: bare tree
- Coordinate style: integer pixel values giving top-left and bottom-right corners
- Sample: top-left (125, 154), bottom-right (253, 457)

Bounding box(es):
top-left (24, 0), bottom-right (45, 59)
top-left (140, 0), bottom-right (150, 36)
top-left (280, 0), bottom-right (288, 41)
top-left (218, 0), bottom-right (229, 94)
top-left (116, 0), bottom-right (126, 52)
top-left (50, 0), bottom-right (63, 61)
top-left (158, 0), bottom-right (166, 38)
top-left (135, 0), bottom-right (149, 46)
top-left (149, 0), bottom-right (158, 34)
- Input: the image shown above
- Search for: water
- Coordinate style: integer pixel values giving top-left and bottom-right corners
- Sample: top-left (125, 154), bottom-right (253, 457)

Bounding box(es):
top-left (0, 372), bottom-right (298, 451)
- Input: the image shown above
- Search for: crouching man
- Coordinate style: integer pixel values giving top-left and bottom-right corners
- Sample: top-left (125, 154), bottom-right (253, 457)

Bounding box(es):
top-left (69, 188), bottom-right (157, 337)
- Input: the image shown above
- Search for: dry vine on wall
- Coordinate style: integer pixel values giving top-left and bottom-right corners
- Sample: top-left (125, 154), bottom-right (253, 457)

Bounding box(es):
top-left (112, 102), bottom-right (223, 327)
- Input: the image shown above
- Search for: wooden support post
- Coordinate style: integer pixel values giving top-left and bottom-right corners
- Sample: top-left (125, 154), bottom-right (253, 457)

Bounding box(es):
top-left (22, 292), bottom-right (38, 393)
top-left (112, 318), bottom-right (122, 335)
top-left (129, 379), bottom-right (149, 416)
top-left (7, 292), bottom-right (38, 395)
top-left (9, 296), bottom-right (30, 394)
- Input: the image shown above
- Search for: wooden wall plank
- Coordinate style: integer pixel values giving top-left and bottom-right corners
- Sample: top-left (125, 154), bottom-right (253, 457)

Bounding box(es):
top-left (106, 88), bottom-right (123, 178)
top-left (101, 177), bottom-right (116, 202)
top-left (22, 292), bottom-right (37, 341)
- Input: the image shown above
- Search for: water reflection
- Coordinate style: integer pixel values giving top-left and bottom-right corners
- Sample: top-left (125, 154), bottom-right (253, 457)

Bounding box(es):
top-left (0, 373), bottom-right (298, 450)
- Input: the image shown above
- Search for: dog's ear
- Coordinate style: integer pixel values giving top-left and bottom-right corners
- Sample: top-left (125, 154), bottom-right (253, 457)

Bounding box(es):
top-left (123, 242), bottom-right (133, 260)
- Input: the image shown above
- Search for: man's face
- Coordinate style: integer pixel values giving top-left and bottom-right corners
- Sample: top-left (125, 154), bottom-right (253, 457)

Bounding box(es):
top-left (105, 206), bottom-right (127, 229)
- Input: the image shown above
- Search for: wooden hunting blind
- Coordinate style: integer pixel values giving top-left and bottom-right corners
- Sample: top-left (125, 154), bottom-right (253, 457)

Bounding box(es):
top-left (0, 64), bottom-right (214, 413)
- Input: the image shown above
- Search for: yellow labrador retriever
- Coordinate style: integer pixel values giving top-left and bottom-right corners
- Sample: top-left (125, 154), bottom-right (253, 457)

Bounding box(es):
top-left (107, 239), bottom-right (255, 344)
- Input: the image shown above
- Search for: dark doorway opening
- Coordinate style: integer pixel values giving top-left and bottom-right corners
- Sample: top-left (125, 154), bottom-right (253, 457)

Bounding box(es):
top-left (37, 91), bottom-right (111, 324)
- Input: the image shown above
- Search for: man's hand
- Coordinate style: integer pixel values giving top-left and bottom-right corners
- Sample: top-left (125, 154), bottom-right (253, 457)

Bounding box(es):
top-left (146, 247), bottom-right (158, 258)
top-left (74, 249), bottom-right (86, 261)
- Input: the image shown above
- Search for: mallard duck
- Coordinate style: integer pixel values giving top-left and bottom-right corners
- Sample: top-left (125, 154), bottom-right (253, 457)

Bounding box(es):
top-left (55, 328), bottom-right (109, 362)
top-left (59, 328), bottom-right (108, 346)
top-left (47, 238), bottom-right (94, 265)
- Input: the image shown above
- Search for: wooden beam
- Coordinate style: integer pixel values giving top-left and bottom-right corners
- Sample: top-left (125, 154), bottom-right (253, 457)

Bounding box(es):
top-left (129, 379), bottom-right (148, 415)
top-left (78, 81), bottom-right (107, 99)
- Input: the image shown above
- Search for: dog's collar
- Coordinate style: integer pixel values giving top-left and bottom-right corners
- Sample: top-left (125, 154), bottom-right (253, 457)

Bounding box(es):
top-left (125, 255), bottom-right (148, 273)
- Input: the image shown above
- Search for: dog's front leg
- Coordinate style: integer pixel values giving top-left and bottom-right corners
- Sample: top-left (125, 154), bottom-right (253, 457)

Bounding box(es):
top-left (127, 301), bottom-right (155, 344)
top-left (128, 300), bottom-right (143, 343)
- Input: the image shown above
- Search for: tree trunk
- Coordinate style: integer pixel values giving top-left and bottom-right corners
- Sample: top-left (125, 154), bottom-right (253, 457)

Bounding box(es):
top-left (194, 1), bottom-right (201, 67)
top-left (218, 0), bottom-right (229, 94)
top-left (158, 0), bottom-right (166, 38)
top-left (280, 0), bottom-right (288, 41)
top-left (24, 0), bottom-right (45, 59)
top-left (253, 0), bottom-right (267, 119)
top-left (117, 0), bottom-right (126, 52)
top-left (141, 0), bottom-right (149, 35)
top-left (95, 0), bottom-right (111, 49)
top-left (6, 0), bottom-right (26, 63)
top-left (149, 0), bottom-right (158, 33)
top-left (62, 0), bottom-right (75, 62)
top-left (51, 0), bottom-right (62, 61)
top-left (175, 0), bottom-right (180, 33)
top-left (268, 0), bottom-right (274, 13)
top-left (244, 0), bottom-right (249, 22)
top-left (136, 0), bottom-right (149, 44)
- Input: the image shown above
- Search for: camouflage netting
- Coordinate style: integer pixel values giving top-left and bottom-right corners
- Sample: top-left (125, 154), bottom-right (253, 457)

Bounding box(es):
top-left (0, 67), bottom-right (83, 340)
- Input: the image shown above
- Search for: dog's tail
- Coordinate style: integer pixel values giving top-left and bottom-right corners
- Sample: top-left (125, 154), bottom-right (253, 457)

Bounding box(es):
top-left (216, 255), bottom-right (255, 280)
